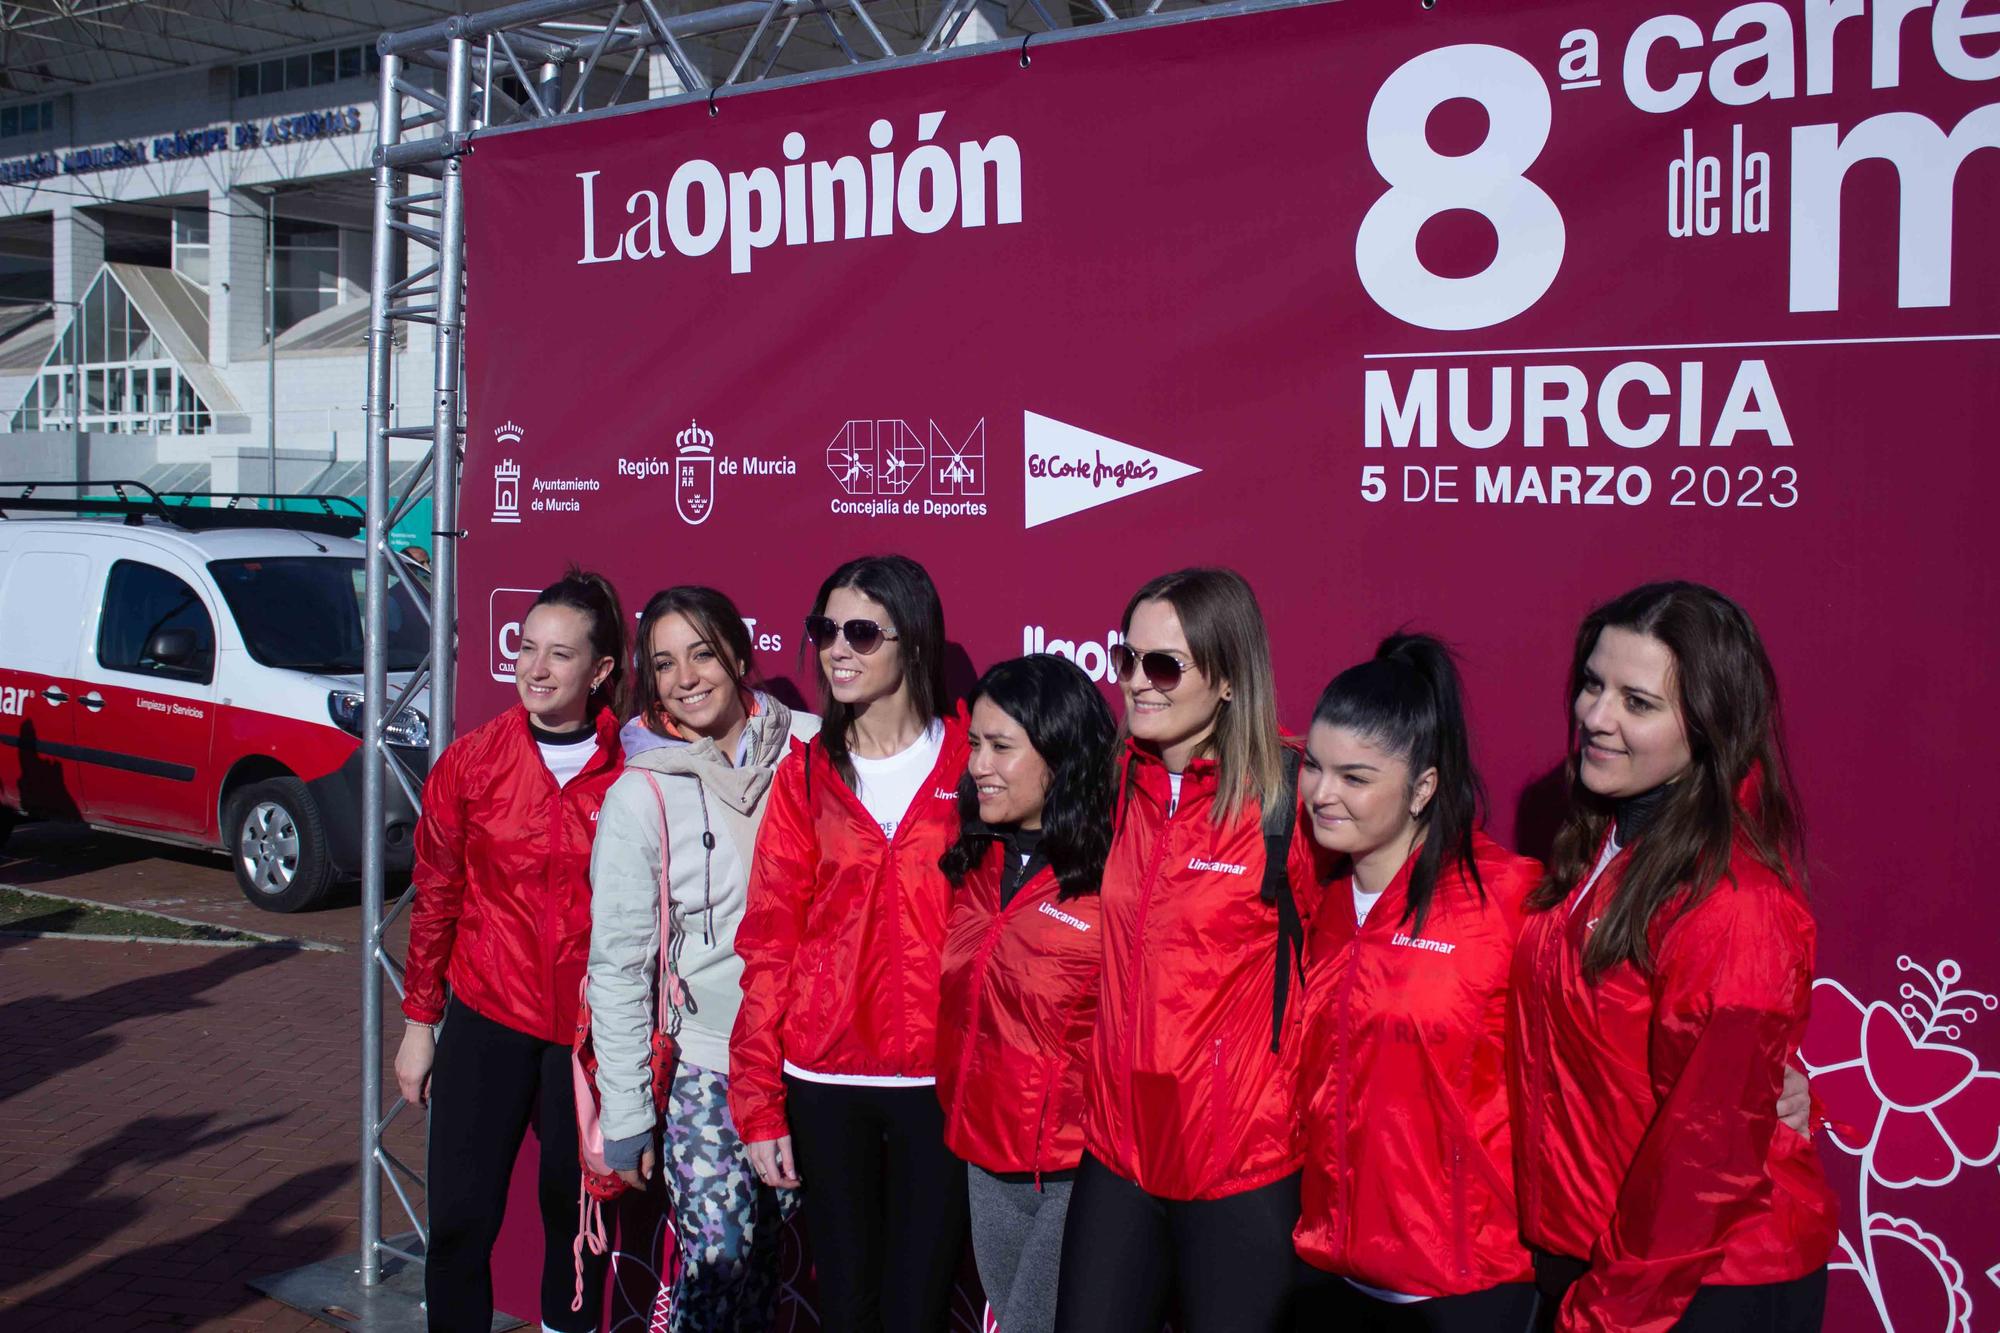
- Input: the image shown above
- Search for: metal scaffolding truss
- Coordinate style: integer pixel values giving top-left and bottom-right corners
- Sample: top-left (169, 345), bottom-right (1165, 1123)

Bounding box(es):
top-left (347, 0), bottom-right (1244, 1315)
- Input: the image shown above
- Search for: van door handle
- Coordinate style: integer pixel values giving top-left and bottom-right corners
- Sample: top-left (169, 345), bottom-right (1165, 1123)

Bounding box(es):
top-left (41, 686), bottom-right (68, 706)
top-left (81, 691), bottom-right (105, 712)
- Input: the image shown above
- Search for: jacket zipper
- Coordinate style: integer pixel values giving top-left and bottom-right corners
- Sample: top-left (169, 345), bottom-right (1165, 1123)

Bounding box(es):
top-left (1032, 1053), bottom-right (1059, 1191)
top-left (1208, 1035), bottom-right (1228, 1184)
top-left (1334, 944), bottom-right (1359, 1243)
top-left (1452, 1144), bottom-right (1469, 1279)
top-left (954, 894), bottom-right (1007, 1135)
top-left (816, 730), bottom-right (959, 1073)
top-left (1122, 788), bottom-right (1177, 1127)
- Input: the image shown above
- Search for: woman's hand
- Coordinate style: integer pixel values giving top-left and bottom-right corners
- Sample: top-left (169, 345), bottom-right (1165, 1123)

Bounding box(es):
top-left (747, 1135), bottom-right (801, 1189)
top-left (1777, 1062), bottom-right (1813, 1137)
top-left (616, 1147), bottom-right (656, 1190)
top-left (395, 1023), bottom-right (436, 1107)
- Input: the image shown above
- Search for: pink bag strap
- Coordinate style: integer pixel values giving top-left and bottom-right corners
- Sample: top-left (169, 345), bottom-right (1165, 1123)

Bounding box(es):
top-left (640, 772), bottom-right (680, 1034)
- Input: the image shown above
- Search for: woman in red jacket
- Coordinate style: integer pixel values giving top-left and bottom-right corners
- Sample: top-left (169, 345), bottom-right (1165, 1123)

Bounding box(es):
top-left (728, 553), bottom-right (970, 1333)
top-left (1053, 566), bottom-right (1319, 1333)
top-left (1291, 633), bottom-right (1542, 1331)
top-left (936, 654), bottom-right (1117, 1333)
top-left (394, 568), bottom-right (627, 1333)
top-left (1510, 581), bottom-right (1838, 1333)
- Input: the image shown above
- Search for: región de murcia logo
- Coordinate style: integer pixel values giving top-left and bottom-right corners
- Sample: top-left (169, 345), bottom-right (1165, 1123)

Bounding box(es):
top-left (675, 419), bottom-right (715, 526)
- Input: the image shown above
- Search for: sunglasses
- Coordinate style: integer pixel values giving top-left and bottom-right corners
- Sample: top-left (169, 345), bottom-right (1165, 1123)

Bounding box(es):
top-left (804, 615), bottom-right (902, 655)
top-left (1110, 643), bottom-right (1194, 692)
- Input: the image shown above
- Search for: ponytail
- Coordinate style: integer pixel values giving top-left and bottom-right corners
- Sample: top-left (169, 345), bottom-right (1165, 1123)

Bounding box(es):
top-left (532, 566), bottom-right (629, 721)
top-left (1310, 632), bottom-right (1485, 935)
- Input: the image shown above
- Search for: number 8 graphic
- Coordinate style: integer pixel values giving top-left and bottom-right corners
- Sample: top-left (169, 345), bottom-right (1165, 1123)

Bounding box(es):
top-left (1355, 43), bottom-right (1565, 332)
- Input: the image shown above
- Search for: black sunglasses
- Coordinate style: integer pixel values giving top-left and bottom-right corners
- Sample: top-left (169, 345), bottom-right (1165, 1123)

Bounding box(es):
top-left (804, 615), bottom-right (901, 655)
top-left (1110, 643), bottom-right (1193, 692)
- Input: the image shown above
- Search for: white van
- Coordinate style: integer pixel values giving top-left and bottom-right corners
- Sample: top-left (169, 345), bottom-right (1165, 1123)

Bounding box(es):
top-left (0, 484), bottom-right (430, 912)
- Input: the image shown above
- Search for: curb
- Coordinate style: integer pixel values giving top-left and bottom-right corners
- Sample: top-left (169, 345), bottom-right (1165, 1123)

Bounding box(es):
top-left (0, 883), bottom-right (342, 951)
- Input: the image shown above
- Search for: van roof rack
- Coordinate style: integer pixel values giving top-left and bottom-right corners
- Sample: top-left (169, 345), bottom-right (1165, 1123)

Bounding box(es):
top-left (0, 480), bottom-right (366, 540)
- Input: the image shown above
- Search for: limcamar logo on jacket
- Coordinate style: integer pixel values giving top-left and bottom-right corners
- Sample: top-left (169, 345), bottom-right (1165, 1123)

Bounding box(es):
top-left (1390, 932), bottom-right (1456, 956)
top-left (1188, 857), bottom-right (1247, 876)
top-left (1039, 902), bottom-right (1091, 933)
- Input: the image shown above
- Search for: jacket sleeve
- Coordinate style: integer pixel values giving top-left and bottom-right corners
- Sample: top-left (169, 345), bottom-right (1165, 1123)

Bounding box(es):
top-left (1557, 881), bottom-right (1816, 1333)
top-left (727, 749), bottom-right (818, 1142)
top-left (402, 741), bottom-right (468, 1025)
top-left (588, 772), bottom-right (666, 1145)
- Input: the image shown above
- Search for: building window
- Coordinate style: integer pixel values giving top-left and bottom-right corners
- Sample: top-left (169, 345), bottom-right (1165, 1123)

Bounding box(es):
top-left (0, 101), bottom-right (53, 139)
top-left (237, 42), bottom-right (379, 98)
top-left (173, 208), bottom-right (210, 287)
top-left (273, 218), bottom-right (344, 332)
top-left (7, 270), bottom-right (215, 435)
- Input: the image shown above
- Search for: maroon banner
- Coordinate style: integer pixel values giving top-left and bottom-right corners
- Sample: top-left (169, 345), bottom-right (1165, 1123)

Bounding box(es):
top-left (463, 2), bottom-right (2000, 1328)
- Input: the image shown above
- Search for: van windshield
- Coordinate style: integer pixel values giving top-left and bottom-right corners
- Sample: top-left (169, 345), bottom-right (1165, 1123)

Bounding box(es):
top-left (208, 556), bottom-right (428, 673)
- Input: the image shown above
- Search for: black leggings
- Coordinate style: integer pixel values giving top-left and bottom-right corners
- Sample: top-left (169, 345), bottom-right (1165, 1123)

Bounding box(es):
top-left (1052, 1152), bottom-right (1303, 1333)
top-left (1533, 1253), bottom-right (1828, 1333)
top-left (1296, 1268), bottom-right (1540, 1331)
top-left (425, 998), bottom-right (608, 1333)
top-left (783, 1075), bottom-right (970, 1333)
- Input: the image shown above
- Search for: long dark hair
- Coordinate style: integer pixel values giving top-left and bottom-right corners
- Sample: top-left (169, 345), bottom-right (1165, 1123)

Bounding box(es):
top-left (940, 656), bottom-right (1117, 900)
top-left (806, 554), bottom-right (947, 788)
top-left (1531, 581), bottom-right (1807, 979)
top-left (1120, 567), bottom-right (1284, 826)
top-left (632, 585), bottom-right (755, 738)
top-left (1312, 633), bottom-right (1484, 936)
top-left (531, 566), bottom-right (628, 720)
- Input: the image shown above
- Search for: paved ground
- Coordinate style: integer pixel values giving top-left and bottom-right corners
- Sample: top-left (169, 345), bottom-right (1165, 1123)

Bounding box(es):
top-left (0, 822), bottom-right (424, 1332)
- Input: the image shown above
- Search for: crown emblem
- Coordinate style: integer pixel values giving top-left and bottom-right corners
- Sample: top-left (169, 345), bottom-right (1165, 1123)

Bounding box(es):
top-left (495, 458), bottom-right (520, 478)
top-left (495, 420), bottom-right (524, 445)
top-left (677, 419), bottom-right (713, 453)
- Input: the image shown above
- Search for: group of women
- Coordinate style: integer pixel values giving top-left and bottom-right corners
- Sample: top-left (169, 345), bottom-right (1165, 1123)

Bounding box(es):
top-left (395, 555), bottom-right (1837, 1333)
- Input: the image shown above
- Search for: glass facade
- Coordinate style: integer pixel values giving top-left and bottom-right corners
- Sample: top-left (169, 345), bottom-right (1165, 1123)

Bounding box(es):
top-left (0, 101), bottom-right (53, 139)
top-left (236, 42), bottom-right (378, 98)
top-left (172, 208), bottom-right (209, 287)
top-left (8, 270), bottom-right (216, 434)
top-left (273, 218), bottom-right (343, 331)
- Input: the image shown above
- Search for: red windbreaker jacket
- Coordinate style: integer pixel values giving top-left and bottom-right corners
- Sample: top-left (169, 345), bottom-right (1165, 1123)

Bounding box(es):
top-left (1085, 743), bottom-right (1322, 1202)
top-left (1508, 835), bottom-right (1839, 1333)
top-left (728, 716), bottom-right (971, 1143)
top-left (403, 705), bottom-right (624, 1043)
top-left (1295, 832), bottom-right (1540, 1297)
top-left (937, 848), bottom-right (1101, 1179)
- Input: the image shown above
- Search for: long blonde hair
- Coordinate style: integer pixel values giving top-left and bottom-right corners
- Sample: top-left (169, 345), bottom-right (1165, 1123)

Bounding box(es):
top-left (1120, 568), bottom-right (1284, 826)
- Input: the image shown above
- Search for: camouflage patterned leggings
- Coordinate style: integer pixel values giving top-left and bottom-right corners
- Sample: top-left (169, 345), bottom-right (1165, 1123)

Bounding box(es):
top-left (657, 1062), bottom-right (800, 1333)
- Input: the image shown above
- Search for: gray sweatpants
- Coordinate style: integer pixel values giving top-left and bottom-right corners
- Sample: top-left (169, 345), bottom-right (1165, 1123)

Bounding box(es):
top-left (967, 1162), bottom-right (1074, 1333)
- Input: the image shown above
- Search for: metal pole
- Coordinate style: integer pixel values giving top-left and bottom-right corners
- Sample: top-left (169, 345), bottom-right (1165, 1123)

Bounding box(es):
top-left (430, 33), bottom-right (471, 765)
top-left (359, 49), bottom-right (404, 1290)
top-left (267, 188), bottom-right (278, 497)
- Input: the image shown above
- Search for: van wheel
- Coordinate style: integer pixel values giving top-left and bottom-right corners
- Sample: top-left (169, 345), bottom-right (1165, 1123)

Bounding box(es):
top-left (226, 778), bottom-right (334, 913)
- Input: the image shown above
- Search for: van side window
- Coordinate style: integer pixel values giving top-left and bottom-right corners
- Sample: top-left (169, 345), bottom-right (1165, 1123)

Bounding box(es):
top-left (98, 560), bottom-right (216, 684)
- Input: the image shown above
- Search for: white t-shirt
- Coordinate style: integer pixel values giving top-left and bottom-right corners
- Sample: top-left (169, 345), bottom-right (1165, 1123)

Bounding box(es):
top-left (1167, 771), bottom-right (1184, 815)
top-left (535, 733), bottom-right (600, 788)
top-left (785, 719), bottom-right (945, 1090)
top-left (851, 720), bottom-right (945, 841)
top-left (1570, 832), bottom-right (1623, 916)
top-left (1346, 1278), bottom-right (1431, 1305)
top-left (1352, 884), bottom-right (1386, 927)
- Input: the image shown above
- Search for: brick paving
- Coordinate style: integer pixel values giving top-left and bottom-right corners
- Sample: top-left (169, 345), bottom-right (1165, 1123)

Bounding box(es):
top-left (0, 825), bottom-right (424, 1332)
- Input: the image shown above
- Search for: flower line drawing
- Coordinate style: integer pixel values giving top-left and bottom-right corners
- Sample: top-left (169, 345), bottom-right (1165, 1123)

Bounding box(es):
top-left (1801, 957), bottom-right (2000, 1333)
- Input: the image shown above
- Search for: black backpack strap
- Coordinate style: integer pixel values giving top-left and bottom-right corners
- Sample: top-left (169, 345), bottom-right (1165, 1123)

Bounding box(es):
top-left (1263, 746), bottom-right (1304, 1054)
